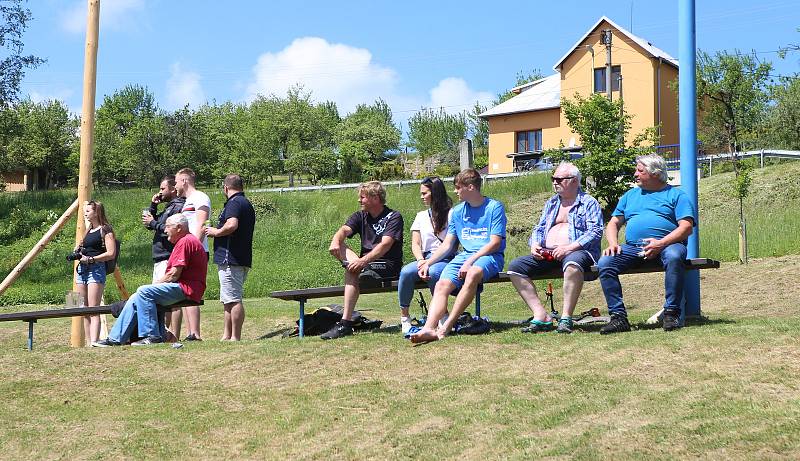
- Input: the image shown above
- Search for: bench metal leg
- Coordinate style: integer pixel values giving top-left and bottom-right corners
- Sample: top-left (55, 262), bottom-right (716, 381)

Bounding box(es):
top-left (475, 291), bottom-right (481, 318)
top-left (298, 298), bottom-right (306, 338)
top-left (26, 320), bottom-right (35, 351)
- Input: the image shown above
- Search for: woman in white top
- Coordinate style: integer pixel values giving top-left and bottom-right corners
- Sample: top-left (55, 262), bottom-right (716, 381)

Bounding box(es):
top-left (397, 176), bottom-right (453, 333)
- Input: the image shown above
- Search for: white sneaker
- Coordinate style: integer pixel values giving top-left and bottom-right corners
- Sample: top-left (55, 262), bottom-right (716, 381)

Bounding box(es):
top-left (438, 313), bottom-right (449, 328)
top-left (401, 320), bottom-right (413, 334)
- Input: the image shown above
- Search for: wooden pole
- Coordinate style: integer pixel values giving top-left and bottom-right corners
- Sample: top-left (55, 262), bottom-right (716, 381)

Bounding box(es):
top-left (0, 199), bottom-right (79, 296)
top-left (71, 0), bottom-right (101, 347)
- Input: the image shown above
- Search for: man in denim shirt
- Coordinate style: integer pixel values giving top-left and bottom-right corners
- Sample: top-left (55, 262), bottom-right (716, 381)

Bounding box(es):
top-left (507, 162), bottom-right (603, 333)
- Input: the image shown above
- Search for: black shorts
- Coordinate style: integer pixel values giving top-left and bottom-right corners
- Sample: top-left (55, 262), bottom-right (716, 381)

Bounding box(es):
top-left (342, 259), bottom-right (401, 285)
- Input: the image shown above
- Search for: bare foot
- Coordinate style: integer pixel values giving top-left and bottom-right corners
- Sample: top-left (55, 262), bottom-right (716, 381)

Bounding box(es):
top-left (436, 325), bottom-right (450, 340)
top-left (410, 328), bottom-right (439, 344)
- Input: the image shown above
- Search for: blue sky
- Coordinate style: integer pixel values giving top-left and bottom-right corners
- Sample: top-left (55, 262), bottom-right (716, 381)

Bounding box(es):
top-left (20, 0), bottom-right (800, 128)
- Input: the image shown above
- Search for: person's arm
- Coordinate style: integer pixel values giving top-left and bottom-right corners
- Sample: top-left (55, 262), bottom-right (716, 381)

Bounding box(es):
top-left (192, 206), bottom-right (210, 240)
top-left (530, 201), bottom-right (552, 259)
top-left (457, 234), bottom-right (503, 278)
top-left (554, 198), bottom-right (604, 260)
top-left (160, 265), bottom-right (184, 283)
top-left (206, 217), bottom-right (238, 238)
top-left (410, 230), bottom-right (424, 264)
top-left (602, 216), bottom-right (625, 256)
top-left (642, 218), bottom-right (694, 259)
top-left (418, 234), bottom-right (457, 279)
top-left (347, 235), bottom-right (395, 273)
top-left (328, 225), bottom-right (353, 261)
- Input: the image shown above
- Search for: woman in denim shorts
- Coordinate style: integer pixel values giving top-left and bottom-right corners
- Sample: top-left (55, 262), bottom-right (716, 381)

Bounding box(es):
top-left (74, 201), bottom-right (117, 345)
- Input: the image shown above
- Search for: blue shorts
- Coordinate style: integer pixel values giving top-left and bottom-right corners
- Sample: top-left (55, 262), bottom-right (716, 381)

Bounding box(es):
top-left (506, 250), bottom-right (597, 280)
top-left (76, 262), bottom-right (107, 285)
top-left (440, 252), bottom-right (504, 289)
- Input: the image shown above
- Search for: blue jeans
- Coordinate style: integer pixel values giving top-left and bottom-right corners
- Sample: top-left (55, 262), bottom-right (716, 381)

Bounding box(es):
top-left (108, 282), bottom-right (186, 343)
top-left (397, 252), bottom-right (451, 308)
top-left (597, 242), bottom-right (687, 317)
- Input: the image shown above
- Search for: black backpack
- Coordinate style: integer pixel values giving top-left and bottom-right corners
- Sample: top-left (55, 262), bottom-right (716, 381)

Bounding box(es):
top-left (288, 304), bottom-right (383, 337)
top-left (100, 227), bottom-right (121, 273)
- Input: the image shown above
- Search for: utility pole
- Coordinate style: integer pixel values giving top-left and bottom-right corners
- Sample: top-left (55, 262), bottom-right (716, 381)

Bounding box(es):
top-left (602, 29), bottom-right (613, 100)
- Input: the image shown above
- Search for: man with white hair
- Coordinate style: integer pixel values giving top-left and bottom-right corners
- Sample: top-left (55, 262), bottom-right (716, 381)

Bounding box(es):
top-left (93, 213), bottom-right (208, 346)
top-left (507, 161), bottom-right (603, 333)
top-left (597, 153), bottom-right (697, 334)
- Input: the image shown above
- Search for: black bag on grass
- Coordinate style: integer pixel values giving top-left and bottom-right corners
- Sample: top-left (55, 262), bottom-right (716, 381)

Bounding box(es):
top-left (289, 304), bottom-right (383, 337)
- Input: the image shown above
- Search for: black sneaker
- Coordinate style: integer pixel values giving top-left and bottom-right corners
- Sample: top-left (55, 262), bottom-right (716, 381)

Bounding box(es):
top-left (663, 310), bottom-right (682, 331)
top-left (320, 321), bottom-right (353, 340)
top-left (91, 338), bottom-right (120, 348)
top-left (521, 320), bottom-right (554, 333)
top-left (131, 336), bottom-right (164, 346)
top-left (600, 315), bottom-right (631, 335)
top-left (183, 333), bottom-right (202, 342)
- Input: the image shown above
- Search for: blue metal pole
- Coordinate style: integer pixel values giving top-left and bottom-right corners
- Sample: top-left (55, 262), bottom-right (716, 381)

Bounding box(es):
top-left (679, 0), bottom-right (701, 318)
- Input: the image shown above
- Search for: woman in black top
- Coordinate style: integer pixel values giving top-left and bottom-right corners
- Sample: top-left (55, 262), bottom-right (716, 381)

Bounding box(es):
top-left (74, 200), bottom-right (117, 345)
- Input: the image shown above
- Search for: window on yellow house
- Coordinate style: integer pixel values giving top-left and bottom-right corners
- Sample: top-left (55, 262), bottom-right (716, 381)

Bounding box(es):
top-left (516, 129), bottom-right (542, 153)
top-left (594, 65), bottom-right (621, 93)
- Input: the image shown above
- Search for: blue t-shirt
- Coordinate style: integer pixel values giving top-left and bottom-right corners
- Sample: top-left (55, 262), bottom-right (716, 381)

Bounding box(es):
top-left (613, 185), bottom-right (696, 243)
top-left (448, 197), bottom-right (506, 254)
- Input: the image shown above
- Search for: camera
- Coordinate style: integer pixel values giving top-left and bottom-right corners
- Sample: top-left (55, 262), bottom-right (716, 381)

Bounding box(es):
top-left (66, 248), bottom-right (83, 262)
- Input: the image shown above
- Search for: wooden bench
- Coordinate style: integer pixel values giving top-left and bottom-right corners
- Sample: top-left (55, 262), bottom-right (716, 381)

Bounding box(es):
top-left (270, 258), bottom-right (720, 337)
top-left (0, 299), bottom-right (202, 350)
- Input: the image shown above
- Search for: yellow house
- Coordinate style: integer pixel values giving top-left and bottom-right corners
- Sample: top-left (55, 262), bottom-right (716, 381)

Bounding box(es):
top-left (480, 16), bottom-right (679, 174)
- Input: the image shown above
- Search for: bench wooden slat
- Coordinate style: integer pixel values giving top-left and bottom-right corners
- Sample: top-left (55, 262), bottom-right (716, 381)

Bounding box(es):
top-left (0, 299), bottom-right (202, 323)
top-left (269, 258), bottom-right (720, 301)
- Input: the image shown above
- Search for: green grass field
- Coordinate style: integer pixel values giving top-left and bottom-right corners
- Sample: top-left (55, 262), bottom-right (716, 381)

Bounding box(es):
top-left (0, 255), bottom-right (798, 459)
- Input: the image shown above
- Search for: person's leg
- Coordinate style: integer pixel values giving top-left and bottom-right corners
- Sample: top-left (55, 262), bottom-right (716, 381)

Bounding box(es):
top-left (597, 244), bottom-right (641, 317)
top-left (410, 279), bottom-right (455, 343)
top-left (438, 255), bottom-right (502, 338)
top-left (75, 281), bottom-right (92, 345)
top-left (660, 243), bottom-right (687, 312)
top-left (341, 247), bottom-right (360, 321)
top-left (183, 306), bottom-right (201, 340)
top-left (227, 301), bottom-right (245, 341)
top-left (222, 265), bottom-right (248, 342)
top-left (560, 251), bottom-right (594, 319)
top-left (397, 261), bottom-right (421, 318)
top-left (86, 281), bottom-right (105, 343)
top-left (167, 309), bottom-right (182, 340)
top-left (108, 297), bottom-right (138, 344)
top-left (135, 283), bottom-right (186, 339)
top-left (507, 255), bottom-right (552, 321)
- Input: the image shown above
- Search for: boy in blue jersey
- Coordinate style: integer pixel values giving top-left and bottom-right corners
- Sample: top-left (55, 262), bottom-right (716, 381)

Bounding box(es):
top-left (410, 169), bottom-right (506, 343)
top-left (597, 154), bottom-right (697, 334)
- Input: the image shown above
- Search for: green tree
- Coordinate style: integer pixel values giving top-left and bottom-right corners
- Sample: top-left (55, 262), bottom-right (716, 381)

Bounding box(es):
top-left (561, 92), bottom-right (658, 214)
top-left (284, 147), bottom-right (337, 185)
top-left (0, 0), bottom-right (45, 105)
top-left (767, 77), bottom-right (800, 150)
top-left (407, 108), bottom-right (467, 174)
top-left (468, 101), bottom-right (489, 169)
top-left (335, 98), bottom-right (401, 180)
top-left (695, 50), bottom-right (772, 153)
top-left (6, 99), bottom-right (77, 187)
top-left (495, 69), bottom-right (545, 105)
top-left (93, 84), bottom-right (159, 185)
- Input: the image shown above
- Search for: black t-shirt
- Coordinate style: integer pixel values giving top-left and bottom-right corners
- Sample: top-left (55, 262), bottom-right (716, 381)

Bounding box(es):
top-left (344, 207), bottom-right (404, 264)
top-left (212, 192), bottom-right (256, 267)
top-left (81, 228), bottom-right (105, 257)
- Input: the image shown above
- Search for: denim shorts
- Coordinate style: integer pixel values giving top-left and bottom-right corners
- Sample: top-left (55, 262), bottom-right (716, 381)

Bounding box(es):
top-left (440, 252), bottom-right (504, 289)
top-left (75, 262), bottom-right (107, 285)
top-left (218, 265), bottom-right (250, 303)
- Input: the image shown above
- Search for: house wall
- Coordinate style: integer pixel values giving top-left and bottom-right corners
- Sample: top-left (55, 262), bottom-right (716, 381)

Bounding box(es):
top-left (1, 171), bottom-right (27, 192)
top-left (486, 108), bottom-right (564, 174)
top-left (486, 19), bottom-right (680, 174)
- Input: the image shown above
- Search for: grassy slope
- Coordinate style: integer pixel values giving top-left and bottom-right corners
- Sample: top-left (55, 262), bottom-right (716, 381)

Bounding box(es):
top-left (0, 161), bottom-right (798, 306)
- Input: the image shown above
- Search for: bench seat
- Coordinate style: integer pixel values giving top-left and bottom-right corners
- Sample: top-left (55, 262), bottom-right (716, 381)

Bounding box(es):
top-left (0, 299), bottom-right (202, 350)
top-left (270, 258), bottom-right (720, 337)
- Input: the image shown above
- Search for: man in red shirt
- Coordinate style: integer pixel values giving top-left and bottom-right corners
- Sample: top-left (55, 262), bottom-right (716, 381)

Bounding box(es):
top-left (93, 214), bottom-right (208, 347)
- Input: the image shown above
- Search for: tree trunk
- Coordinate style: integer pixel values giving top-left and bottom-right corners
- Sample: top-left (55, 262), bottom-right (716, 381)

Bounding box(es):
top-left (738, 197), bottom-right (748, 264)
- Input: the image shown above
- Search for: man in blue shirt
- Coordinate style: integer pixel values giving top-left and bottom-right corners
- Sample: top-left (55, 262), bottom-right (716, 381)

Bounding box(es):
top-left (205, 174), bottom-right (256, 341)
top-left (598, 154), bottom-right (697, 333)
top-left (410, 169), bottom-right (506, 344)
top-left (507, 162), bottom-right (603, 334)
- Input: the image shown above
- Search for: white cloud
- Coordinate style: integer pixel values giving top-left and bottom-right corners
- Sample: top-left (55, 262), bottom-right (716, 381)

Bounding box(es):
top-left (61, 0), bottom-right (146, 34)
top-left (427, 77), bottom-right (494, 114)
top-left (165, 63), bottom-right (205, 109)
top-left (245, 37), bottom-right (399, 115)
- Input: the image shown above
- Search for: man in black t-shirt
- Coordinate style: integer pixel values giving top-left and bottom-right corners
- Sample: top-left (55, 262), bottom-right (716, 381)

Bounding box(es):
top-left (205, 174), bottom-right (256, 341)
top-left (323, 181), bottom-right (404, 340)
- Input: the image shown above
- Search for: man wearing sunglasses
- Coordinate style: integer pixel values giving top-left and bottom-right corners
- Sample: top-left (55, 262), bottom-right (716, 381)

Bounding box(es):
top-left (507, 162), bottom-right (603, 333)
